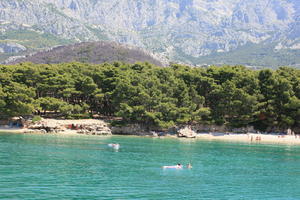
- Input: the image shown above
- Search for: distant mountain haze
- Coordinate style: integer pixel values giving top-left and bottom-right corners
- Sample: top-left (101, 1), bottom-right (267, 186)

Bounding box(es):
top-left (0, 0), bottom-right (299, 67)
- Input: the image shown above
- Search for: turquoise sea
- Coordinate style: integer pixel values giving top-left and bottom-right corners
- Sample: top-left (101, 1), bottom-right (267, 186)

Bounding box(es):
top-left (0, 133), bottom-right (300, 200)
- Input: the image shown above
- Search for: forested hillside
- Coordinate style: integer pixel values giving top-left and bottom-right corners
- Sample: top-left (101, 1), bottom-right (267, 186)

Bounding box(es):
top-left (0, 62), bottom-right (299, 132)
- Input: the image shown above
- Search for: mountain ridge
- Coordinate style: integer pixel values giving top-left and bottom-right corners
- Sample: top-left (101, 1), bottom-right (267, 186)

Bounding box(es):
top-left (0, 0), bottom-right (299, 67)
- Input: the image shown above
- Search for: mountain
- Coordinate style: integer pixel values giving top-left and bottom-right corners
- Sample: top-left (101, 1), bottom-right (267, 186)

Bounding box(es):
top-left (6, 41), bottom-right (165, 66)
top-left (0, 0), bottom-right (299, 67)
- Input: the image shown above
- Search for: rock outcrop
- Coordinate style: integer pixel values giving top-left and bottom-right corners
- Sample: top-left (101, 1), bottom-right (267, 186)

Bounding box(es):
top-left (177, 127), bottom-right (197, 138)
top-left (77, 124), bottom-right (111, 135)
top-left (0, 42), bottom-right (26, 53)
top-left (26, 119), bottom-right (112, 135)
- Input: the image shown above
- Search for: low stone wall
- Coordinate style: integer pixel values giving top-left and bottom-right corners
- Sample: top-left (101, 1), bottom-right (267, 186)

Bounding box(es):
top-left (111, 124), bottom-right (178, 136)
top-left (111, 124), bottom-right (149, 135)
top-left (191, 124), bottom-right (256, 133)
top-left (111, 123), bottom-right (254, 136)
top-left (111, 123), bottom-right (293, 136)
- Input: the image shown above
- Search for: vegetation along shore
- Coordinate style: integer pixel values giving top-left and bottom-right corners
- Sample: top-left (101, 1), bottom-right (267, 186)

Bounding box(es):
top-left (0, 62), bottom-right (299, 139)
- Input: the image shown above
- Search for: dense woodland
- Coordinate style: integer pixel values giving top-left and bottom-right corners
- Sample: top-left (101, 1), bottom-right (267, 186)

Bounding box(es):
top-left (0, 62), bottom-right (299, 132)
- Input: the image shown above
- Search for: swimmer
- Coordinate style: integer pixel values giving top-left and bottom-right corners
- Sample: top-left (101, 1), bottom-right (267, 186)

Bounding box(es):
top-left (176, 163), bottom-right (182, 169)
top-left (187, 163), bottom-right (192, 169)
top-left (108, 143), bottom-right (120, 150)
top-left (162, 163), bottom-right (182, 169)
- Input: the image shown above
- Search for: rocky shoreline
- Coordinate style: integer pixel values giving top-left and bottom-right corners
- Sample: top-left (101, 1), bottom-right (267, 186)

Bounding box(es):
top-left (10, 118), bottom-right (298, 136)
top-left (24, 119), bottom-right (112, 135)
top-left (1, 118), bottom-right (300, 145)
top-left (20, 119), bottom-right (197, 137)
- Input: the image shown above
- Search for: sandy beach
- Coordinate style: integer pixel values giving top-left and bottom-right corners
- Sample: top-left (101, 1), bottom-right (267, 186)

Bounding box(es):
top-left (0, 127), bottom-right (25, 133)
top-left (1, 129), bottom-right (299, 145)
top-left (196, 133), bottom-right (300, 145)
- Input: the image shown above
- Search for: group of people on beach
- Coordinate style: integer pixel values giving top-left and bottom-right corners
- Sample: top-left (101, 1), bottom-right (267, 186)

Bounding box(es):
top-left (250, 136), bottom-right (262, 141)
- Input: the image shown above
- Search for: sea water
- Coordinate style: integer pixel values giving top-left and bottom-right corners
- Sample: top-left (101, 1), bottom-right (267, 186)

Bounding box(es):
top-left (0, 133), bottom-right (300, 200)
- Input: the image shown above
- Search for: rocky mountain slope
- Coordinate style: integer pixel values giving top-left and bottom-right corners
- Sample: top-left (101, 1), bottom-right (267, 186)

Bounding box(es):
top-left (7, 41), bottom-right (165, 66)
top-left (0, 0), bottom-right (299, 67)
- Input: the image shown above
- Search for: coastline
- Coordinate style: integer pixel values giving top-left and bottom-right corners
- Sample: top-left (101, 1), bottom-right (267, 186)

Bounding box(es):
top-left (0, 128), bottom-right (25, 133)
top-left (1, 127), bottom-right (300, 145)
top-left (196, 133), bottom-right (300, 145)
top-left (0, 127), bottom-right (80, 135)
top-left (1, 118), bottom-right (299, 145)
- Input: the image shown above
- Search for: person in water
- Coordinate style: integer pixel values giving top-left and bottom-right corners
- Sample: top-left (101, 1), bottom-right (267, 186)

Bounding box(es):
top-left (108, 143), bottom-right (120, 149)
top-left (162, 164), bottom-right (182, 169)
top-left (177, 163), bottom-right (182, 168)
top-left (187, 163), bottom-right (192, 169)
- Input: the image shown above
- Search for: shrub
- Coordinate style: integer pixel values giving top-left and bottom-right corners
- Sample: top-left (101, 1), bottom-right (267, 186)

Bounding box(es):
top-left (32, 115), bottom-right (42, 123)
